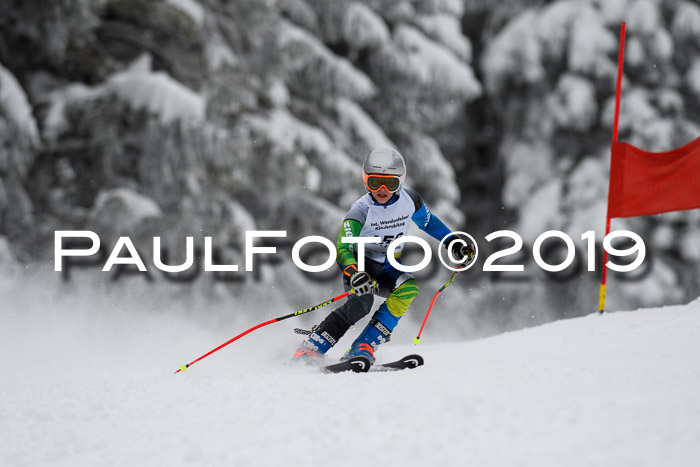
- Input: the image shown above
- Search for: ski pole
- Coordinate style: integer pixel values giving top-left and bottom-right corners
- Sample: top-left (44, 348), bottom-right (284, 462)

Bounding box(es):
top-left (413, 266), bottom-right (465, 345)
top-left (175, 290), bottom-right (353, 373)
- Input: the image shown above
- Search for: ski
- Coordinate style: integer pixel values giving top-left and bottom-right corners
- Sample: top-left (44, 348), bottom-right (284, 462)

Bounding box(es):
top-left (322, 354), bottom-right (424, 374)
top-left (322, 356), bottom-right (372, 373)
top-left (371, 354), bottom-right (424, 372)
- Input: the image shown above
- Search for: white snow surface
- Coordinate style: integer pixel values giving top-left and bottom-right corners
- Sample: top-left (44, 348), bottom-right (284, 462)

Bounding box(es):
top-left (2, 288), bottom-right (700, 467)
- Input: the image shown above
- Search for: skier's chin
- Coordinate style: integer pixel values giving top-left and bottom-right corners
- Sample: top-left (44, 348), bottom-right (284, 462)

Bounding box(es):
top-left (372, 193), bottom-right (392, 204)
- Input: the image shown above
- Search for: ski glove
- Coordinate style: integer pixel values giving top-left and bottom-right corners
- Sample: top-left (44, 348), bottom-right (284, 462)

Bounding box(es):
top-left (350, 271), bottom-right (375, 296)
top-left (447, 237), bottom-right (476, 265)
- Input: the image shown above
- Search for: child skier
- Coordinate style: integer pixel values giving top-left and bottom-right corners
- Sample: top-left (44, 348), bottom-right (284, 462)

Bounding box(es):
top-left (293, 148), bottom-right (473, 365)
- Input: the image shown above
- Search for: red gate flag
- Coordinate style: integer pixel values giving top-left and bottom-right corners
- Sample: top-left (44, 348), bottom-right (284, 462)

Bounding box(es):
top-left (607, 136), bottom-right (700, 218)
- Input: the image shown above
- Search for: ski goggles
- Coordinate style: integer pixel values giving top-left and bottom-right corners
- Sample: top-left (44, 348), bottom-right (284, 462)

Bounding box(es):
top-left (363, 174), bottom-right (403, 193)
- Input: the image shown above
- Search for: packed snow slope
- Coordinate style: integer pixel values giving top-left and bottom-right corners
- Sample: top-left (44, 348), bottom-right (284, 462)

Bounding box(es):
top-left (2, 297), bottom-right (700, 467)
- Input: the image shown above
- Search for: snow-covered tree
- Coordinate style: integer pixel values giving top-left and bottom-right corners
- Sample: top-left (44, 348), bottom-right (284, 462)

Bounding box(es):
top-left (4, 0), bottom-right (695, 333)
top-left (0, 61), bottom-right (39, 240)
top-left (481, 0), bottom-right (700, 309)
top-left (0, 0), bottom-right (484, 317)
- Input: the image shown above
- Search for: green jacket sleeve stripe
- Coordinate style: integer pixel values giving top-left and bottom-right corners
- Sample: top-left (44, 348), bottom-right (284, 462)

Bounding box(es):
top-left (336, 219), bottom-right (363, 267)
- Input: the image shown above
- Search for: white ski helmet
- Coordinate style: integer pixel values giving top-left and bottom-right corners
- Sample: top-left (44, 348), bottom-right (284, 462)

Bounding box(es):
top-left (362, 148), bottom-right (406, 193)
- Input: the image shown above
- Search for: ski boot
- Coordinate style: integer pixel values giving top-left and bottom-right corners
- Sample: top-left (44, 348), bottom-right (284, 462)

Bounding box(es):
top-left (290, 312), bottom-right (349, 365)
top-left (343, 304), bottom-right (400, 365)
top-left (290, 343), bottom-right (323, 366)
